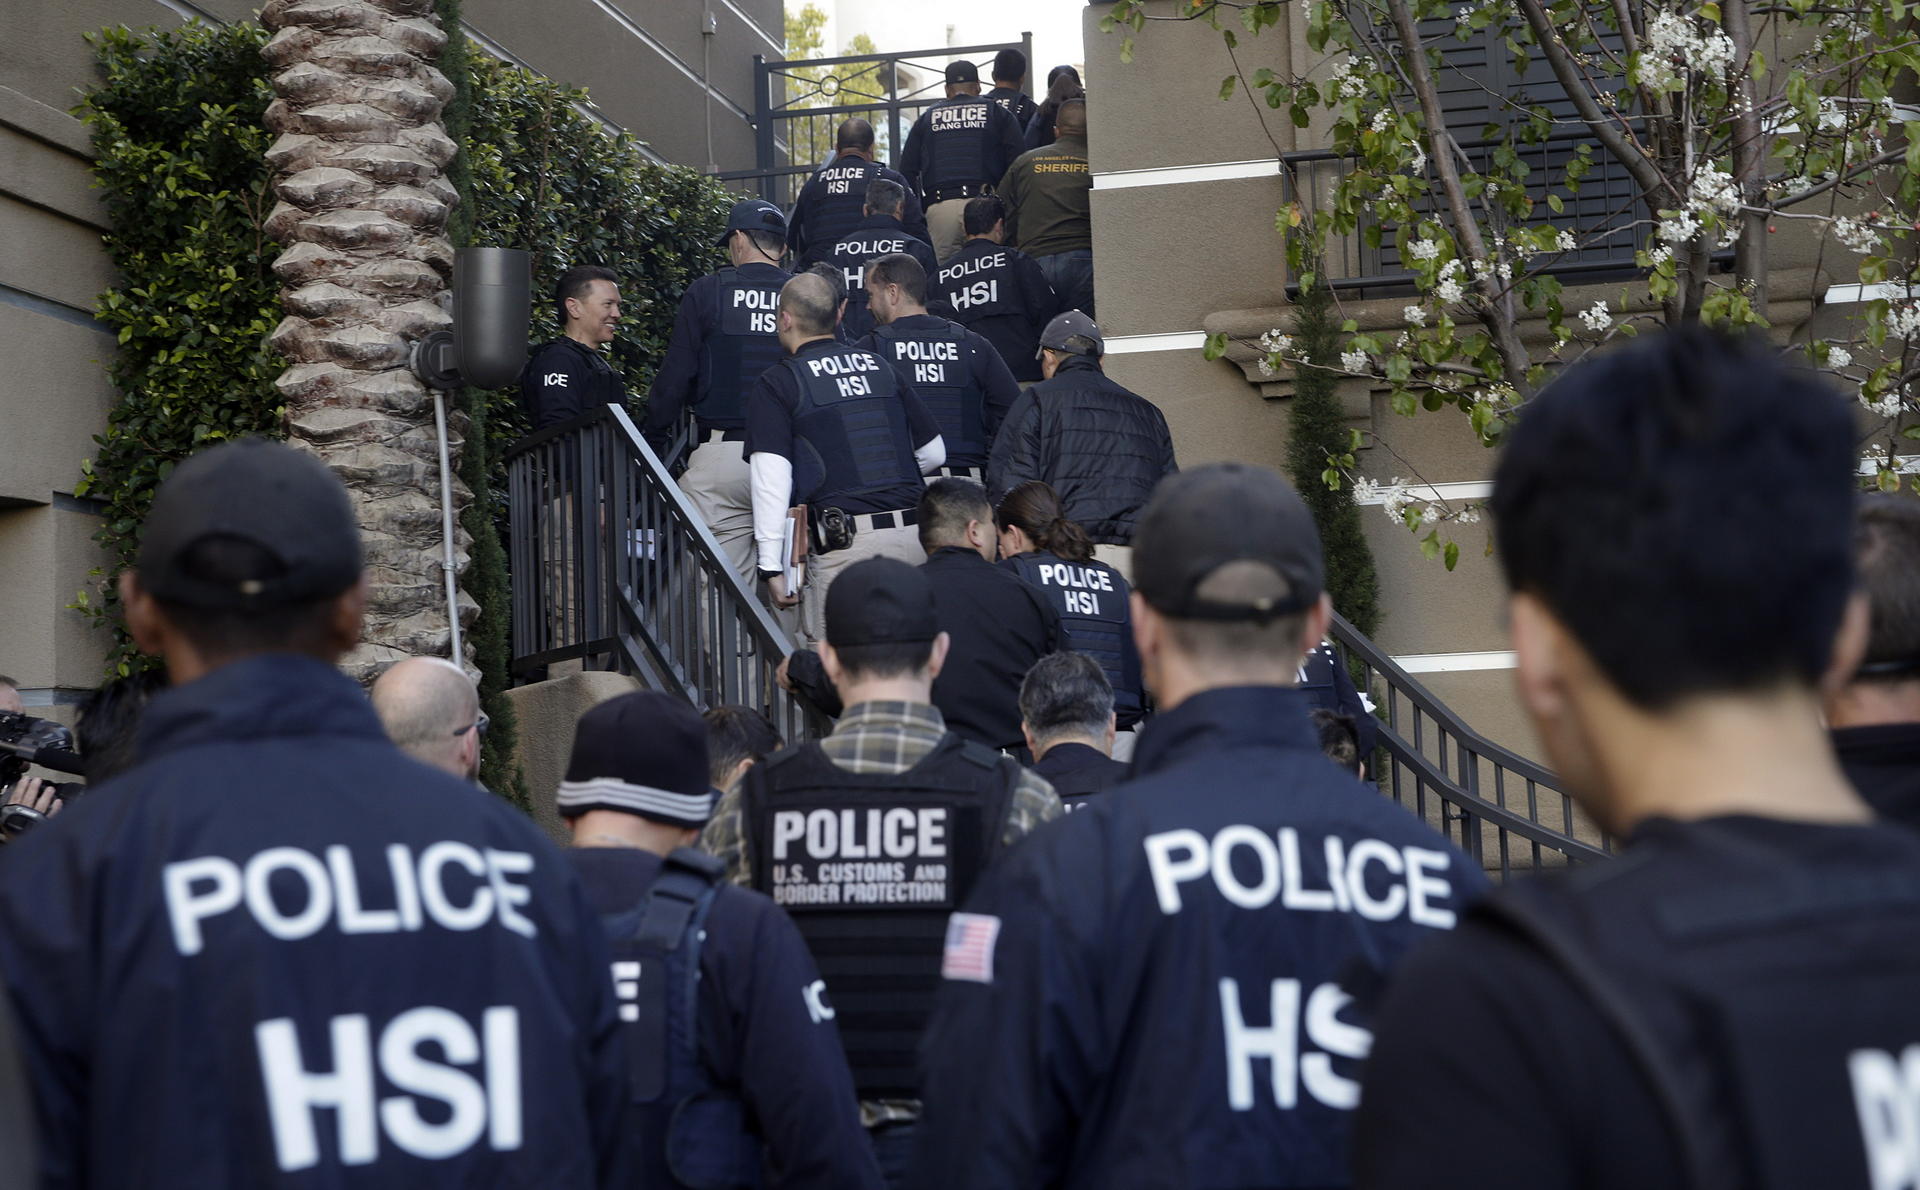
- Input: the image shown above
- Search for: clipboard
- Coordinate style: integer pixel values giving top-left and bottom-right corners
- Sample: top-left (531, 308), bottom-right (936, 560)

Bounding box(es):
top-left (781, 506), bottom-right (808, 590)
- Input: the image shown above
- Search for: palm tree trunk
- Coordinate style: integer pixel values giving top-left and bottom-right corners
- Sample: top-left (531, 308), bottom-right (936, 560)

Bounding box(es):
top-left (260, 0), bottom-right (473, 682)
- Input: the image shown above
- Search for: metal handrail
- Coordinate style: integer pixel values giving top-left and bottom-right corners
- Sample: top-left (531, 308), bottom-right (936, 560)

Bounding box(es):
top-left (1327, 611), bottom-right (1611, 878)
top-left (505, 405), bottom-right (828, 744)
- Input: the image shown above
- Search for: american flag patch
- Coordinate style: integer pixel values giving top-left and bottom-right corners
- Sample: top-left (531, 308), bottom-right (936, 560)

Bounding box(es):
top-left (941, 912), bottom-right (1001, 984)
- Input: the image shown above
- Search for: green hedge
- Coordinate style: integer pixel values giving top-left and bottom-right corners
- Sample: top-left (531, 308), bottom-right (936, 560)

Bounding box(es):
top-left (76, 16), bottom-right (734, 800)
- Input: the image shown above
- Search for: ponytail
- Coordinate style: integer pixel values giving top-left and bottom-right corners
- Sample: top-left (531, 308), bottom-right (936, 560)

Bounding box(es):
top-left (996, 481), bottom-right (1095, 564)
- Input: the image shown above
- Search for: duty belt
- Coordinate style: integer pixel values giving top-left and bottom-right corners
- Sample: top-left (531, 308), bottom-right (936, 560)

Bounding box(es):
top-left (850, 508), bottom-right (918, 532)
top-left (927, 183), bottom-right (989, 204)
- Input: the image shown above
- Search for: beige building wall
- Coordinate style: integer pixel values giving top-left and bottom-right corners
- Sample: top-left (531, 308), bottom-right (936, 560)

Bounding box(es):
top-left (0, 0), bottom-right (780, 707)
top-left (1078, 1), bottom-right (1836, 764)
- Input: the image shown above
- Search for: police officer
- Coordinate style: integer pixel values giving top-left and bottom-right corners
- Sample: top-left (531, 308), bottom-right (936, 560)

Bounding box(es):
top-left (520, 263), bottom-right (624, 429)
top-left (1824, 494), bottom-right (1920, 828)
top-left (994, 479), bottom-right (1144, 733)
top-left (998, 97), bottom-right (1095, 317)
top-left (934, 196), bottom-right (1059, 384)
top-left (701, 557), bottom-right (1062, 1189)
top-left (858, 253), bottom-right (1019, 483)
top-left (1355, 331), bottom-right (1920, 1190)
top-left (645, 198), bottom-right (793, 583)
top-left (0, 439), bottom-right (628, 1187)
top-left (987, 311), bottom-right (1177, 581)
top-left (560, 691), bottom-right (883, 1190)
top-left (911, 463), bottom-right (1487, 1189)
top-left (1019, 651), bottom-right (1131, 806)
top-left (984, 48), bottom-right (1037, 130)
top-left (746, 272), bottom-right (945, 646)
top-left (1298, 637), bottom-right (1378, 763)
top-left (789, 119), bottom-right (929, 267)
top-left (1023, 64), bottom-right (1083, 152)
top-left (824, 178), bottom-right (939, 341)
top-left (898, 60), bottom-right (1025, 264)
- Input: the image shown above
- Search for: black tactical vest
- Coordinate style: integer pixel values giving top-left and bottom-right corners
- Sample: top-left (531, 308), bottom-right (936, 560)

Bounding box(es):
top-left (742, 733), bottom-right (1022, 1099)
top-left (1482, 833), bottom-right (1920, 1190)
top-left (936, 246), bottom-right (1025, 323)
top-left (872, 320), bottom-right (984, 464)
top-left (783, 346), bottom-right (921, 510)
top-left (798, 157), bottom-right (882, 263)
top-left (698, 266), bottom-right (789, 428)
top-left (600, 849), bottom-right (762, 1189)
top-left (920, 97), bottom-right (998, 196)
top-left (1004, 551), bottom-right (1144, 726)
top-left (826, 230), bottom-right (916, 340)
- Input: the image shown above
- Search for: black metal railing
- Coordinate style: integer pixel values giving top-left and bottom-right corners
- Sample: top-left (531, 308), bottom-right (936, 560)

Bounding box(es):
top-left (506, 405), bottom-right (827, 744)
top-left (1327, 611), bottom-right (1610, 878)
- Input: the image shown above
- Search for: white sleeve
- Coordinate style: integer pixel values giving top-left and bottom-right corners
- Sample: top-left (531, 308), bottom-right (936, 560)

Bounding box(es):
top-left (915, 433), bottom-right (947, 475)
top-left (750, 451), bottom-right (795, 571)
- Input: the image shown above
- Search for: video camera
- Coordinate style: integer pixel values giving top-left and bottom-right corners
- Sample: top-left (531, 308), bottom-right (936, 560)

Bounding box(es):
top-left (0, 710), bottom-right (85, 840)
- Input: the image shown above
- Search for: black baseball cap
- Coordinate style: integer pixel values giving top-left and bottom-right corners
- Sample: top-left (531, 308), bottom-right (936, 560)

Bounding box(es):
top-left (1038, 310), bottom-right (1103, 358)
top-left (1133, 463), bottom-right (1325, 623)
top-left (826, 557), bottom-right (940, 647)
top-left (136, 438), bottom-right (363, 610)
top-left (719, 198), bottom-right (788, 245)
top-left (557, 691), bottom-right (716, 827)
top-left (945, 60), bottom-right (980, 85)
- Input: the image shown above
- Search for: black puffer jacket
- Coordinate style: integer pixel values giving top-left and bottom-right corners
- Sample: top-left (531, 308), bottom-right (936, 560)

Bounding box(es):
top-left (985, 355), bottom-right (1177, 544)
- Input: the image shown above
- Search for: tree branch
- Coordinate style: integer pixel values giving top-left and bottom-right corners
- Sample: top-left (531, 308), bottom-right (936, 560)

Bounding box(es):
top-left (1513, 0), bottom-right (1677, 206)
top-left (1723, 0), bottom-right (1769, 309)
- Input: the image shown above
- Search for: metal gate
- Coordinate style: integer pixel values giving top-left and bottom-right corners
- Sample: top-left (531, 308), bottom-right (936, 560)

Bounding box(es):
top-left (715, 35), bottom-right (1034, 207)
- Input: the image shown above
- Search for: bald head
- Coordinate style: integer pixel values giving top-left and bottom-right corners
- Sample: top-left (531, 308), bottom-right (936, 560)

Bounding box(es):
top-left (1055, 98), bottom-right (1086, 139)
top-left (779, 272), bottom-right (841, 341)
top-left (836, 118), bottom-right (876, 154)
top-left (371, 656), bottom-right (482, 780)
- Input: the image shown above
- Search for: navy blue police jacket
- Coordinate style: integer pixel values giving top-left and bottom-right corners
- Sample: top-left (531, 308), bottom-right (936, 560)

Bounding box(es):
top-left (0, 655), bottom-right (628, 1189)
top-left (568, 848), bottom-right (882, 1190)
top-left (934, 238), bottom-right (1060, 383)
top-left (788, 151), bottom-right (929, 266)
top-left (856, 312), bottom-right (1022, 471)
top-left (823, 214), bottom-right (940, 341)
top-left (519, 336), bottom-right (625, 430)
top-left (911, 686), bottom-right (1490, 1190)
top-left (643, 261), bottom-right (794, 441)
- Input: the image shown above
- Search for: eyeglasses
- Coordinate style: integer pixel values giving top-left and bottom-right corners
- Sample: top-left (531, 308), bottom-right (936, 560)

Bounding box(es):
top-left (454, 711), bottom-right (490, 740)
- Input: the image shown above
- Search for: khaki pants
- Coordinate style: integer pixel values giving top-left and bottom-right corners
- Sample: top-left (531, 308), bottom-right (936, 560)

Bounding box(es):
top-left (678, 436), bottom-right (755, 585)
top-left (1093, 542), bottom-right (1133, 584)
top-left (927, 198), bottom-right (970, 263)
top-left (802, 523), bottom-right (926, 645)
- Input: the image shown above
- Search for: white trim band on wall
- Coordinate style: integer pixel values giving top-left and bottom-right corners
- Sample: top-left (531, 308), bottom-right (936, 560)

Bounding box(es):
top-left (1826, 282), bottom-right (1916, 305)
top-left (1104, 331), bottom-right (1209, 354)
top-left (1392, 651), bottom-right (1517, 674)
top-left (1092, 159), bottom-right (1282, 190)
top-left (1351, 480), bottom-right (1494, 505)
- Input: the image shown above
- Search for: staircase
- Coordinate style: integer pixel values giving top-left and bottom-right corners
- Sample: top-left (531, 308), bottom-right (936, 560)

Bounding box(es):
top-left (506, 407), bottom-right (1607, 879)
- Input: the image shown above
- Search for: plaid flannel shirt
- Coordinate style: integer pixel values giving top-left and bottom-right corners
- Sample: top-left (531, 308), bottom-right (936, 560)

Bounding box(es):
top-left (700, 699), bottom-right (1062, 1126)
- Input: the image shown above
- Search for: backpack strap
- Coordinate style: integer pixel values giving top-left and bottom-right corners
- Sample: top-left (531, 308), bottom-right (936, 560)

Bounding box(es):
top-left (635, 847), bottom-right (726, 953)
top-left (1478, 894), bottom-right (1719, 1190)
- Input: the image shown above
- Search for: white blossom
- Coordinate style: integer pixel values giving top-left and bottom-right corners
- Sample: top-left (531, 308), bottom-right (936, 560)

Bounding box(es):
top-left (1350, 477), bottom-right (1381, 505)
top-left (1555, 229), bottom-right (1577, 252)
top-left (1409, 238), bottom-right (1441, 261)
top-left (1887, 303), bottom-right (1920, 341)
top-left (1455, 507), bottom-right (1483, 525)
top-left (1403, 305), bottom-right (1428, 327)
top-left (1828, 347), bottom-right (1853, 369)
top-left (1437, 278), bottom-right (1465, 303)
top-left (1832, 216), bottom-right (1880, 254)
top-left (1370, 109), bottom-right (1394, 133)
top-left (1639, 10), bottom-right (1736, 90)
top-left (1648, 244), bottom-right (1674, 267)
top-left (1341, 349), bottom-right (1370, 373)
top-left (1380, 478), bottom-right (1415, 522)
top-left (1860, 386), bottom-right (1907, 418)
top-left (1257, 329), bottom-right (1295, 354)
top-left (1257, 355), bottom-right (1277, 378)
top-left (1689, 166), bottom-right (1740, 217)
top-left (1578, 300), bottom-right (1613, 332)
top-left (1657, 211), bottom-right (1700, 244)
top-left (1419, 504), bottom-right (1441, 525)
